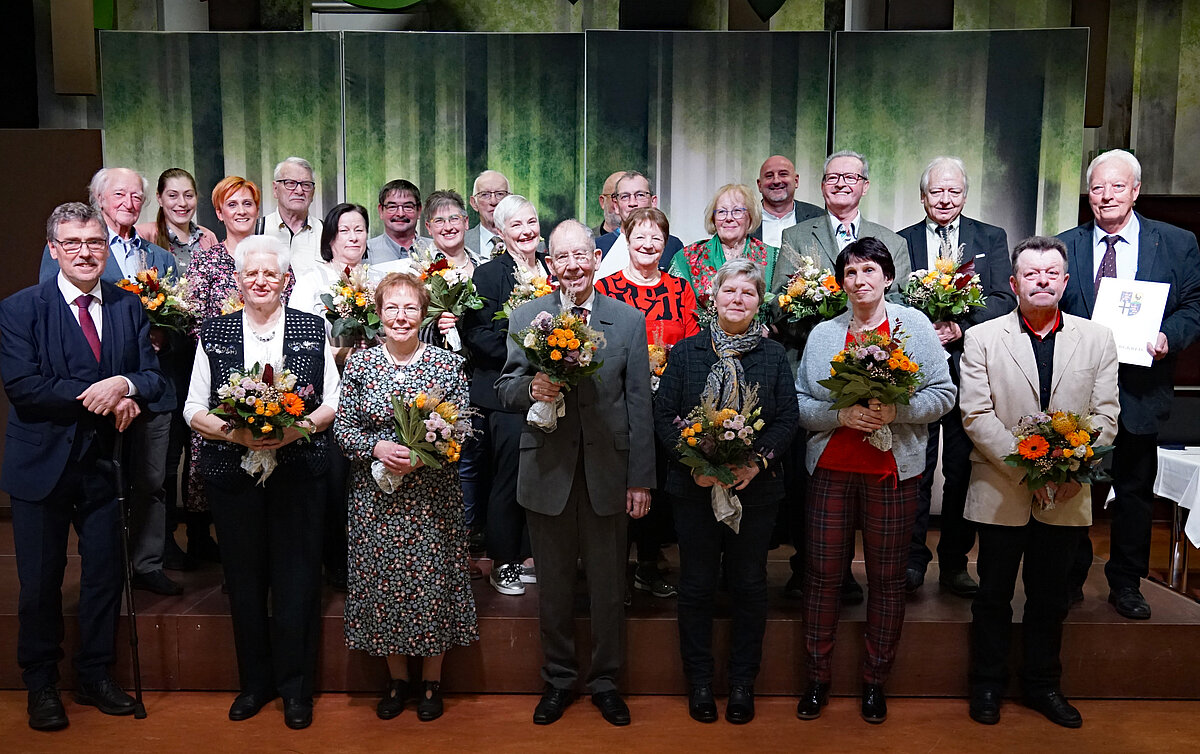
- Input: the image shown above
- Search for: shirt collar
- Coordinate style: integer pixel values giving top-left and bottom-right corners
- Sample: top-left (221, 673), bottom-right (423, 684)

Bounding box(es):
top-left (560, 288), bottom-right (596, 312)
top-left (274, 212), bottom-right (312, 233)
top-left (925, 216), bottom-right (959, 235)
top-left (828, 211), bottom-right (860, 236)
top-left (1092, 213), bottom-right (1139, 247)
top-left (762, 202), bottom-right (795, 221)
top-left (57, 271), bottom-right (103, 304)
top-left (1018, 308), bottom-right (1063, 342)
top-left (107, 224), bottom-right (141, 250)
top-left (168, 221), bottom-right (203, 246)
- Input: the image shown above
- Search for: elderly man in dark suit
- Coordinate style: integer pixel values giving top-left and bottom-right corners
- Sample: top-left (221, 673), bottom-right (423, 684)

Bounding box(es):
top-left (2, 202), bottom-right (166, 731)
top-left (497, 219), bottom-right (655, 727)
top-left (899, 156), bottom-right (1015, 597)
top-left (1057, 148), bottom-right (1200, 620)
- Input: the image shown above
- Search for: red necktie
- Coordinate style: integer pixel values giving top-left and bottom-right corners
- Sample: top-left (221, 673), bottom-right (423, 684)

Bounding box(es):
top-left (1094, 234), bottom-right (1120, 294)
top-left (73, 294), bottom-right (101, 361)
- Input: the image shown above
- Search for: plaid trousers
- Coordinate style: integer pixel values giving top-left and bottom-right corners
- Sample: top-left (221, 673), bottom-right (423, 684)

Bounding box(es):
top-left (804, 467), bottom-right (921, 685)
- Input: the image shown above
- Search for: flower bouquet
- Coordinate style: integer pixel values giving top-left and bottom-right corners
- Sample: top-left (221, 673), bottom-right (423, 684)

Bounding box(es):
top-left (510, 309), bottom-right (605, 432)
top-left (673, 389), bottom-right (765, 532)
top-left (220, 291), bottom-right (245, 315)
top-left (420, 257), bottom-right (483, 352)
top-left (902, 236), bottom-right (985, 322)
top-left (117, 267), bottom-right (196, 333)
top-left (648, 342), bottom-right (670, 393)
top-left (493, 264), bottom-right (556, 321)
top-left (320, 265), bottom-right (381, 344)
top-left (776, 256), bottom-right (847, 323)
top-left (372, 386), bottom-right (476, 493)
top-left (817, 324), bottom-right (923, 451)
top-left (1004, 410), bottom-right (1115, 510)
top-left (209, 362), bottom-right (315, 484)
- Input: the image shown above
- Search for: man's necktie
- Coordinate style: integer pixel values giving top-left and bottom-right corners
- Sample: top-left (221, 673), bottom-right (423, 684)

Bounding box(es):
top-left (936, 224), bottom-right (950, 247)
top-left (1094, 234), bottom-right (1121, 294)
top-left (490, 235), bottom-right (502, 257)
top-left (571, 306), bottom-right (589, 324)
top-left (835, 223), bottom-right (856, 250)
top-left (74, 294), bottom-right (101, 361)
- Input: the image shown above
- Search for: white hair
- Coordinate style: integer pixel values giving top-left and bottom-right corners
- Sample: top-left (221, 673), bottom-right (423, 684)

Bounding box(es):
top-left (273, 156), bottom-right (314, 181)
top-left (233, 234), bottom-right (293, 276)
top-left (471, 169), bottom-right (510, 195)
top-left (920, 156), bottom-right (969, 195)
top-left (824, 149), bottom-right (869, 179)
top-left (492, 194), bottom-right (535, 231)
top-left (1086, 149), bottom-right (1142, 186)
top-left (88, 167), bottom-right (149, 204)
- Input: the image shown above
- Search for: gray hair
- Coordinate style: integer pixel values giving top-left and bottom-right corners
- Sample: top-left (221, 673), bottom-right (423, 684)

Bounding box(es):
top-left (548, 218), bottom-right (595, 252)
top-left (233, 234), bottom-right (293, 276)
top-left (88, 167), bottom-right (149, 205)
top-left (920, 156), bottom-right (970, 195)
top-left (46, 202), bottom-right (103, 242)
top-left (1086, 149), bottom-right (1142, 186)
top-left (273, 156), bottom-right (314, 181)
top-left (711, 257), bottom-right (766, 302)
top-left (492, 193), bottom-right (536, 231)
top-left (1011, 235), bottom-right (1069, 273)
top-left (471, 169), bottom-right (510, 196)
top-left (823, 149), bottom-right (869, 180)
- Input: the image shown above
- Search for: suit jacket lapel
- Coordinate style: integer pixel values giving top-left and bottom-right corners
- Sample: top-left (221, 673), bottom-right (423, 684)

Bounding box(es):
top-left (1135, 213), bottom-right (1161, 283)
top-left (1000, 315), bottom-right (1040, 396)
top-left (100, 284), bottom-right (119, 375)
top-left (1050, 317), bottom-right (1080, 397)
top-left (102, 249), bottom-right (125, 284)
top-left (1072, 224), bottom-right (1098, 314)
top-left (909, 224), bottom-right (927, 272)
top-left (813, 220), bottom-right (837, 269)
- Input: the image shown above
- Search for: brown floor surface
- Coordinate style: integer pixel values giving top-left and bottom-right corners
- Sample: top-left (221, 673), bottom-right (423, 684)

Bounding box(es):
top-left (3, 692), bottom-right (1200, 753)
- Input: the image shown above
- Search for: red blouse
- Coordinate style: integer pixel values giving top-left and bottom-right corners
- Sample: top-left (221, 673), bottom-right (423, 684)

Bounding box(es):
top-left (595, 270), bottom-right (700, 347)
top-left (816, 321), bottom-right (899, 477)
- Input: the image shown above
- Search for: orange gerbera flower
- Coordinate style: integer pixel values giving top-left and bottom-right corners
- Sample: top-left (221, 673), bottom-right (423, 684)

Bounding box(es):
top-left (281, 393), bottom-right (305, 416)
top-left (1017, 435), bottom-right (1050, 459)
top-left (822, 275), bottom-right (841, 293)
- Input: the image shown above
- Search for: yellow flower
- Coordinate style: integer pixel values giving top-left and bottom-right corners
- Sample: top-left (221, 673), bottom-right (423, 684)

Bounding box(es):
top-left (687, 437), bottom-right (698, 447)
top-left (567, 338), bottom-right (580, 350)
top-left (935, 257), bottom-right (956, 275)
top-left (1050, 412), bottom-right (1077, 435)
top-left (550, 350), bottom-right (562, 361)
top-left (436, 402), bottom-right (458, 422)
top-left (777, 294), bottom-right (792, 306)
top-left (692, 423), bottom-right (702, 433)
top-left (832, 352), bottom-right (845, 363)
top-left (415, 393), bottom-right (427, 410)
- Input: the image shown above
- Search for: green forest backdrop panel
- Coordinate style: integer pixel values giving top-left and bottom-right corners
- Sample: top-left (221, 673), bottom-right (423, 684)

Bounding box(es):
top-left (100, 31), bottom-right (344, 234)
top-left (585, 31), bottom-right (830, 245)
top-left (343, 32), bottom-right (584, 232)
top-left (833, 29), bottom-right (1087, 240)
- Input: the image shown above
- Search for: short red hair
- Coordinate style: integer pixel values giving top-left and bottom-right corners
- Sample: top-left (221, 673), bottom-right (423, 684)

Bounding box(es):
top-left (211, 176), bottom-right (261, 211)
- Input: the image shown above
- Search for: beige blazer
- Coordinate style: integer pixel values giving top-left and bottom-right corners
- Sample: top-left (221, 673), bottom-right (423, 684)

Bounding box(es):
top-left (959, 311), bottom-right (1120, 527)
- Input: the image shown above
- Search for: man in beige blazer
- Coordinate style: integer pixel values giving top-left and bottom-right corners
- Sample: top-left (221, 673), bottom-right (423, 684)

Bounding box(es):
top-left (959, 236), bottom-right (1119, 729)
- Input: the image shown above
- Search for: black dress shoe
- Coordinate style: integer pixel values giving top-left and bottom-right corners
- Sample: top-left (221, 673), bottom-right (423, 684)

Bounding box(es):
top-left (1023, 690), bottom-right (1082, 728)
top-left (163, 537), bottom-right (196, 571)
top-left (969, 688), bottom-right (1001, 725)
top-left (784, 573), bottom-right (805, 600)
top-left (725, 684), bottom-right (755, 724)
top-left (687, 685), bottom-right (717, 723)
top-left (591, 690), bottom-right (630, 726)
top-left (841, 577), bottom-right (864, 606)
top-left (133, 569), bottom-right (184, 596)
top-left (533, 685), bottom-right (574, 725)
top-left (905, 568), bottom-right (924, 594)
top-left (939, 569), bottom-right (979, 598)
top-left (75, 677), bottom-right (136, 716)
top-left (1108, 587), bottom-right (1151, 620)
top-left (28, 686), bottom-right (68, 731)
top-left (861, 683), bottom-right (887, 724)
top-left (229, 690), bottom-right (277, 721)
top-left (376, 679), bottom-right (408, 720)
top-left (796, 680), bottom-right (830, 720)
top-left (416, 681), bottom-right (444, 722)
top-left (283, 697), bottom-right (313, 730)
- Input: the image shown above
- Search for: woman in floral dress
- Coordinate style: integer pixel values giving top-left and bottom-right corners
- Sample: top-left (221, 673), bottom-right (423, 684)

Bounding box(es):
top-left (334, 272), bottom-right (479, 723)
top-left (669, 183), bottom-right (777, 314)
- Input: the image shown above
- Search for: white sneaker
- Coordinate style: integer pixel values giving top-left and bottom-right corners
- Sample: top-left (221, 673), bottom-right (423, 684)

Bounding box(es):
top-left (490, 563), bottom-right (526, 595)
top-left (519, 564), bottom-right (537, 584)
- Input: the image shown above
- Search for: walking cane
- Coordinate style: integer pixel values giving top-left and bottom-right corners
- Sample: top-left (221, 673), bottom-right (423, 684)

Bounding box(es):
top-left (112, 430), bottom-right (148, 719)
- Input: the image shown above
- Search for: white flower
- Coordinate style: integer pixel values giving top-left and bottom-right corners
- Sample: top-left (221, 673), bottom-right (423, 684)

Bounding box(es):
top-left (523, 332), bottom-right (537, 348)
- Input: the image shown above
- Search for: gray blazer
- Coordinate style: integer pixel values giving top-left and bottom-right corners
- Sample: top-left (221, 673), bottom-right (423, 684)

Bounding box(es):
top-left (795, 304), bottom-right (956, 480)
top-left (776, 214), bottom-right (911, 300)
top-left (496, 292), bottom-right (656, 516)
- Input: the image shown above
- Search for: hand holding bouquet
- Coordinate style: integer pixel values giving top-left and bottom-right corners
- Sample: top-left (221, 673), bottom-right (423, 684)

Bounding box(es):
top-left (320, 265), bottom-right (381, 343)
top-left (494, 264), bottom-right (556, 321)
top-left (1004, 410), bottom-right (1114, 510)
top-left (420, 258), bottom-right (483, 351)
top-left (902, 237), bottom-right (985, 322)
top-left (117, 267), bottom-right (196, 333)
top-left (209, 362), bottom-right (315, 483)
top-left (776, 256), bottom-right (847, 322)
top-left (817, 324), bottom-right (923, 451)
top-left (372, 387), bottom-right (476, 493)
top-left (511, 309), bottom-right (605, 432)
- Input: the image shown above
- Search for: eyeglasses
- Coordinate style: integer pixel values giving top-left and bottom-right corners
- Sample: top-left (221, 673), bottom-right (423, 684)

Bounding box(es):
top-left (616, 191), bottom-right (652, 203)
top-left (822, 172), bottom-right (865, 185)
top-left (53, 237), bottom-right (108, 253)
top-left (1089, 182), bottom-right (1130, 196)
top-left (382, 304), bottom-right (423, 318)
top-left (383, 202), bottom-right (418, 213)
top-left (275, 179), bottom-right (315, 193)
top-left (241, 269), bottom-right (282, 282)
top-left (550, 250), bottom-right (595, 264)
top-left (427, 214), bottom-right (467, 229)
top-left (474, 190), bottom-right (510, 202)
top-left (713, 207), bottom-right (748, 220)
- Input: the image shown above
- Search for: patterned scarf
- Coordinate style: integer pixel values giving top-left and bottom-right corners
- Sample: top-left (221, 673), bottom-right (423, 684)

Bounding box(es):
top-left (702, 322), bottom-right (762, 411)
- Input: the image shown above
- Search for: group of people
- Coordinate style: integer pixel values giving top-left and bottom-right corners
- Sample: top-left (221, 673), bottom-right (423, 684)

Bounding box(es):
top-left (3, 145), bottom-right (1197, 735)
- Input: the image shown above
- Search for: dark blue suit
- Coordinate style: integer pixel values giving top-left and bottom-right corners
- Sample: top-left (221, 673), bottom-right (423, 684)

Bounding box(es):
top-left (1057, 213), bottom-right (1200, 591)
top-left (899, 216), bottom-right (1014, 578)
top-left (0, 276), bottom-right (165, 691)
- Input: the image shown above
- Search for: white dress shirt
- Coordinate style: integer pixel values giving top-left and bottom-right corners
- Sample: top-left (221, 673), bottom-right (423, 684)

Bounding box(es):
top-left (924, 217), bottom-right (961, 269)
top-left (559, 288), bottom-right (596, 315)
top-left (760, 205), bottom-right (796, 248)
top-left (58, 272), bottom-right (136, 394)
top-left (1092, 213), bottom-right (1140, 280)
top-left (264, 210), bottom-right (323, 276)
top-left (828, 212), bottom-right (861, 251)
top-left (596, 232), bottom-right (630, 280)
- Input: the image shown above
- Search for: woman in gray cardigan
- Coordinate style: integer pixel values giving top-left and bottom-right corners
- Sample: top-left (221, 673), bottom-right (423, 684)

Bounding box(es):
top-left (794, 237), bottom-right (955, 724)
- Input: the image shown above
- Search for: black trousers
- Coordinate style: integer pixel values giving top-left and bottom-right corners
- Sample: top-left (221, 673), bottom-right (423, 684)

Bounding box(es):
top-left (784, 437), bottom-right (809, 577)
top-left (12, 441), bottom-right (121, 691)
top-left (909, 407), bottom-right (976, 574)
top-left (674, 494), bottom-right (778, 687)
top-left (322, 442), bottom-right (350, 577)
top-left (459, 409), bottom-right (491, 532)
top-left (485, 408), bottom-right (529, 565)
top-left (970, 519), bottom-right (1078, 695)
top-left (207, 466), bottom-right (324, 700)
top-left (1070, 420), bottom-right (1157, 592)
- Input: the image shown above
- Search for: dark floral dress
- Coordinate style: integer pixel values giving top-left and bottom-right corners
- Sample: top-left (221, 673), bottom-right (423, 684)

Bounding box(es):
top-left (334, 344), bottom-right (479, 657)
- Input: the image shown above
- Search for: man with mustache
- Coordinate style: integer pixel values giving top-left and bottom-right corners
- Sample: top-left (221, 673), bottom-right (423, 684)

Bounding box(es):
top-left (364, 178), bottom-right (435, 267)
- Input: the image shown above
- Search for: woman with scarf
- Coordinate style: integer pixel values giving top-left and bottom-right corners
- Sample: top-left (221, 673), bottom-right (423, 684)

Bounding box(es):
top-left (794, 237), bottom-right (954, 724)
top-left (652, 258), bottom-right (798, 725)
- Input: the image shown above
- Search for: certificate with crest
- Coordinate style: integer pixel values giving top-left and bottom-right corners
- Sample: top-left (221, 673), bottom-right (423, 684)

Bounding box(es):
top-left (1092, 278), bottom-right (1170, 367)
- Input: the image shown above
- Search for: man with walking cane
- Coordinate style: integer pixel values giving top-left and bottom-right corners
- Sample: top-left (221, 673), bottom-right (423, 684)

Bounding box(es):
top-left (0, 202), bottom-right (165, 731)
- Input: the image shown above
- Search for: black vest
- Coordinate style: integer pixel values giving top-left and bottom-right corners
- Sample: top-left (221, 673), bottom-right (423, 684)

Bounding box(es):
top-left (197, 309), bottom-right (329, 477)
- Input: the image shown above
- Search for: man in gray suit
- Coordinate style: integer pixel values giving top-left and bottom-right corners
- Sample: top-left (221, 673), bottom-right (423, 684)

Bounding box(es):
top-left (776, 150), bottom-right (910, 297)
top-left (496, 219), bottom-right (655, 727)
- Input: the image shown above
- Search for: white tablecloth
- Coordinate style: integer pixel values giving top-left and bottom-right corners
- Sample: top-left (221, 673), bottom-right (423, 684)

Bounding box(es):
top-left (1154, 448), bottom-right (1200, 547)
